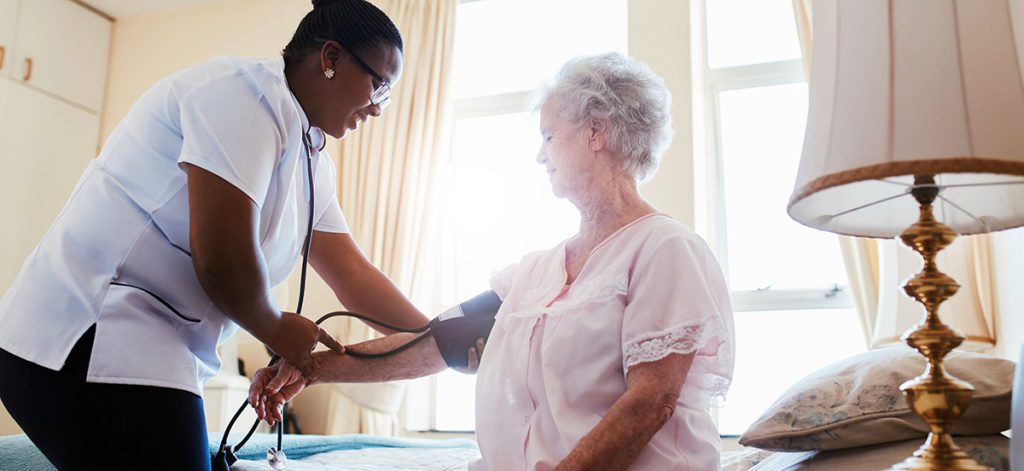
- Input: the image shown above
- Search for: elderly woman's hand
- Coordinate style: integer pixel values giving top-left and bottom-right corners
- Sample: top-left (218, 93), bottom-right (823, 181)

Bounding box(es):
top-left (452, 337), bottom-right (486, 374)
top-left (248, 360), bottom-right (308, 425)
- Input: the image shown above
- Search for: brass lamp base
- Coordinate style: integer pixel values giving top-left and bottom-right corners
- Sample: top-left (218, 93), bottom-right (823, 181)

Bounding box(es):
top-left (886, 176), bottom-right (990, 471)
top-left (890, 443), bottom-right (990, 471)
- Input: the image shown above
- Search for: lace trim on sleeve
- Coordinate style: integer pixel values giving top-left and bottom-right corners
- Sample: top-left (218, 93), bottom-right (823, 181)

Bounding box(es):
top-left (623, 322), bottom-right (708, 371)
top-left (622, 317), bottom-right (734, 407)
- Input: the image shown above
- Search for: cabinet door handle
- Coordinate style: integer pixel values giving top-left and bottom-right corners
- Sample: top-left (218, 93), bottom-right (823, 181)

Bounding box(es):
top-left (23, 57), bottom-right (33, 81)
top-left (0, 46), bottom-right (5, 71)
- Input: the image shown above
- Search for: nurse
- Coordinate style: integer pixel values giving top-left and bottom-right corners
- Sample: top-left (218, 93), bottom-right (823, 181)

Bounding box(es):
top-left (0, 0), bottom-right (427, 469)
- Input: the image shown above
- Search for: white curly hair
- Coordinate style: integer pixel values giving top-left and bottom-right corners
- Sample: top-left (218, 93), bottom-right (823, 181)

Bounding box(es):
top-left (532, 52), bottom-right (674, 182)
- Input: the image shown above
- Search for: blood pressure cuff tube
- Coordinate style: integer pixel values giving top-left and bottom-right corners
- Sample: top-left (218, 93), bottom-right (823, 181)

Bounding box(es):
top-left (429, 290), bottom-right (502, 369)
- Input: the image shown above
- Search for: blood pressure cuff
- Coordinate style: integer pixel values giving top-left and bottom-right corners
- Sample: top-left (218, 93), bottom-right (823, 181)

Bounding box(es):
top-left (429, 290), bottom-right (502, 369)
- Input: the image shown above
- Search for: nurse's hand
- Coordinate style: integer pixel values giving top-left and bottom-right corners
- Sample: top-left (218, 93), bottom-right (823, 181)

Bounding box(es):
top-left (269, 312), bottom-right (344, 378)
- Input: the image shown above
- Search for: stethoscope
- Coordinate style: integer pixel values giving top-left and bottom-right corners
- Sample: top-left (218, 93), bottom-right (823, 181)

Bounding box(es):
top-left (211, 127), bottom-right (437, 471)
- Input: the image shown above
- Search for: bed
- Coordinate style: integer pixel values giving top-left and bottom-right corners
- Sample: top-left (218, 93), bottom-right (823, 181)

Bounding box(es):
top-left (222, 345), bottom-right (1017, 470)
top-left (1, 346), bottom-right (1014, 470)
top-left (0, 433), bottom-right (741, 470)
top-left (0, 432), bottom-right (479, 471)
top-left (0, 431), bottom-right (1010, 470)
top-left (223, 433), bottom-right (478, 471)
top-left (226, 436), bottom-right (1010, 470)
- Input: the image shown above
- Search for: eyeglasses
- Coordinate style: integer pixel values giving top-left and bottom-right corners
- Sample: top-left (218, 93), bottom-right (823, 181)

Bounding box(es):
top-left (315, 37), bottom-right (391, 107)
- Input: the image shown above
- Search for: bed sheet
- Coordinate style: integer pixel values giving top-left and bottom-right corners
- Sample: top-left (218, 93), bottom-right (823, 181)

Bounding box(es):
top-left (230, 447), bottom-right (481, 470)
top-left (0, 432), bottom-right (478, 470)
top-left (232, 445), bottom-right (762, 470)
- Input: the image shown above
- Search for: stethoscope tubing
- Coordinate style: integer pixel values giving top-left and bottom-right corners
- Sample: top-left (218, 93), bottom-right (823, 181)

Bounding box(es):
top-left (218, 127), bottom-right (320, 457)
top-left (219, 309), bottom-right (433, 455)
top-left (217, 128), bottom-right (436, 460)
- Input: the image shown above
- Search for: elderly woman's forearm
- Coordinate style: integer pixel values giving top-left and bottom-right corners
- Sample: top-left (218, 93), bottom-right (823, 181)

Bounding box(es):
top-left (557, 354), bottom-right (692, 470)
top-left (309, 232), bottom-right (430, 334)
top-left (310, 333), bottom-right (447, 384)
top-left (554, 389), bottom-right (675, 471)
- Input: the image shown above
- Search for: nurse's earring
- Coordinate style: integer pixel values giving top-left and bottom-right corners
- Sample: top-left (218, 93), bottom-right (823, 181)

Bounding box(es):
top-left (324, 68), bottom-right (335, 80)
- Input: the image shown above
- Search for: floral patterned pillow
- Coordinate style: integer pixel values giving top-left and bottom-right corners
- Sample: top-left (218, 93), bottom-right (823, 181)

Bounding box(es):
top-left (738, 347), bottom-right (1014, 451)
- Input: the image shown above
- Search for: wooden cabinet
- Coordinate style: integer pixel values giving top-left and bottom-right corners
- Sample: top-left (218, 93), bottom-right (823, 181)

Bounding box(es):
top-left (2, 0), bottom-right (111, 111)
top-left (0, 0), bottom-right (110, 294)
top-left (0, 1), bottom-right (17, 74)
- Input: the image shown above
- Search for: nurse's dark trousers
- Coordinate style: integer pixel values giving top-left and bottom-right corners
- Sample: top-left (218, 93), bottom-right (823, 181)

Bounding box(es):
top-left (0, 325), bottom-right (212, 470)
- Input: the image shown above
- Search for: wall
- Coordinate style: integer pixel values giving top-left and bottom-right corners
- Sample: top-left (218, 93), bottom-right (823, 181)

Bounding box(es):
top-left (100, 0), bottom-right (310, 138)
top-left (0, 406), bottom-right (18, 436)
top-left (628, 0), bottom-right (696, 227)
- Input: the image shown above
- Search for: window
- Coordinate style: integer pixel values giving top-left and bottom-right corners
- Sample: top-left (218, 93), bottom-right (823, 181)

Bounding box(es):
top-left (428, 0), bottom-right (628, 432)
top-left (696, 0), bottom-right (865, 435)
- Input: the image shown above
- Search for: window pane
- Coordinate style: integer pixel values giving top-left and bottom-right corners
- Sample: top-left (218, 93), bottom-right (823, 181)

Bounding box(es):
top-left (706, 0), bottom-right (801, 69)
top-left (454, 0), bottom-right (627, 99)
top-left (717, 308), bottom-right (865, 435)
top-left (448, 112), bottom-right (580, 301)
top-left (718, 83), bottom-right (847, 291)
top-left (435, 112), bottom-right (580, 432)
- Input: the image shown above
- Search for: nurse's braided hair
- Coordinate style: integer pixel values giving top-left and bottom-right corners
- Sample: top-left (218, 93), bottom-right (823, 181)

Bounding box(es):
top-left (283, 0), bottom-right (403, 65)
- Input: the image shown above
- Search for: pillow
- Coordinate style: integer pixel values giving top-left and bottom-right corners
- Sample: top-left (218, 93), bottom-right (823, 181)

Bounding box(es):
top-left (739, 347), bottom-right (1014, 451)
top-left (749, 434), bottom-right (1010, 470)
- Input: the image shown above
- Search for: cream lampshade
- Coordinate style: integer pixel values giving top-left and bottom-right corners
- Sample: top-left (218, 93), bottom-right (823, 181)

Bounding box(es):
top-left (788, 1), bottom-right (1024, 469)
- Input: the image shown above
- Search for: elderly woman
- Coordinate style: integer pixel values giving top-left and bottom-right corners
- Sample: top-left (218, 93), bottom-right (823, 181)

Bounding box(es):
top-left (251, 52), bottom-right (735, 470)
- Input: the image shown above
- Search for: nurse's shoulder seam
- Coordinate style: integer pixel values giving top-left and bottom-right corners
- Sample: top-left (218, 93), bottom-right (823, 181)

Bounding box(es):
top-left (173, 57), bottom-right (296, 151)
top-left (174, 55), bottom-right (294, 126)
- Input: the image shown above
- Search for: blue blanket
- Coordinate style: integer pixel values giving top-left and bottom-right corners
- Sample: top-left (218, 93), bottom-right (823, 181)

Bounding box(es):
top-left (0, 433), bottom-right (477, 470)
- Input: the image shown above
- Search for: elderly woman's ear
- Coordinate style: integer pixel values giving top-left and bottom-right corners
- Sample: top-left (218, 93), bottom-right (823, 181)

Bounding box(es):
top-left (588, 117), bottom-right (609, 151)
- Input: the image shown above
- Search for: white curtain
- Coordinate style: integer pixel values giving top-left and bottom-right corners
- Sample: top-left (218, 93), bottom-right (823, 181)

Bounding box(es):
top-left (322, 0), bottom-right (457, 435)
top-left (871, 238), bottom-right (997, 353)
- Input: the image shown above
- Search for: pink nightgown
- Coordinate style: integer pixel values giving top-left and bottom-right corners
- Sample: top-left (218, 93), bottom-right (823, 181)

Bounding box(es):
top-left (470, 213), bottom-right (735, 471)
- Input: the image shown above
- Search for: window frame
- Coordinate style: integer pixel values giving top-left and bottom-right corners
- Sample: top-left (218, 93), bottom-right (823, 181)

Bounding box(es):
top-left (696, 1), bottom-right (852, 314)
top-left (693, 0), bottom-right (861, 436)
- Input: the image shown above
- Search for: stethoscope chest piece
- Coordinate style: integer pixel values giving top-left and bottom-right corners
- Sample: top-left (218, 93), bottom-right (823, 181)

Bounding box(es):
top-left (267, 447), bottom-right (288, 469)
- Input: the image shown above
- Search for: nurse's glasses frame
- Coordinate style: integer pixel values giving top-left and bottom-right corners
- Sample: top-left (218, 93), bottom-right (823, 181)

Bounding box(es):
top-left (314, 37), bottom-right (391, 107)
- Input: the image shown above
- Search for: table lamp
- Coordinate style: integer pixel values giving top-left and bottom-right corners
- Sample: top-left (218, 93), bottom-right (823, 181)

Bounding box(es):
top-left (788, 0), bottom-right (1024, 469)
